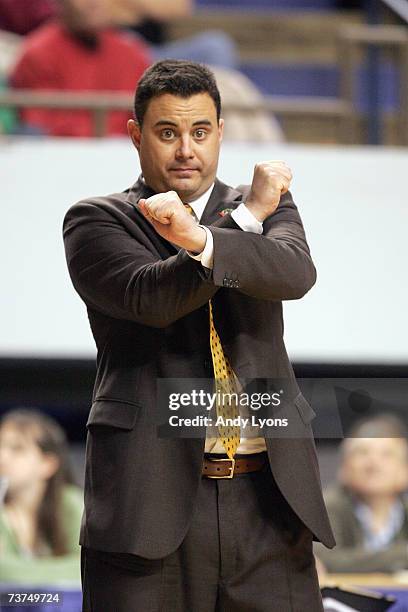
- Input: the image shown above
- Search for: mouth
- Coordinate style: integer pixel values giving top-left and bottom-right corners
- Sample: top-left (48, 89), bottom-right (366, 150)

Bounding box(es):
top-left (169, 167), bottom-right (199, 175)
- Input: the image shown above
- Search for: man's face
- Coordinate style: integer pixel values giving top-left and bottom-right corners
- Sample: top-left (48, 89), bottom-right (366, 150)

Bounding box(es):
top-left (128, 93), bottom-right (224, 202)
top-left (340, 437), bottom-right (408, 498)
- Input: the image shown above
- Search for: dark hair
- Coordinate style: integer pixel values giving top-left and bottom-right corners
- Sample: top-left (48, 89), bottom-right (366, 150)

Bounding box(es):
top-left (134, 59), bottom-right (221, 126)
top-left (346, 413), bottom-right (408, 439)
top-left (0, 408), bottom-right (76, 556)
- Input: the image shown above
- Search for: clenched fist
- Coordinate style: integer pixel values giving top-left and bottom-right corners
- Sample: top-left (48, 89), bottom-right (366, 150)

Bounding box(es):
top-left (245, 161), bottom-right (293, 222)
top-left (138, 191), bottom-right (207, 253)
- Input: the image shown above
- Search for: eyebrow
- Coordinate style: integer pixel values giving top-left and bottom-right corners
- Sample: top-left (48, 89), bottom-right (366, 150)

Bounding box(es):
top-left (154, 119), bottom-right (213, 127)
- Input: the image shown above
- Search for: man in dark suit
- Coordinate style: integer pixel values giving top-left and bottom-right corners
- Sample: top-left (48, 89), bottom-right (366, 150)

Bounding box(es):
top-left (63, 59), bottom-right (335, 611)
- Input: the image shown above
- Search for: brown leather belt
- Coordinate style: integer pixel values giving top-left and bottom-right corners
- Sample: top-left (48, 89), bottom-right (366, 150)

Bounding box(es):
top-left (202, 453), bottom-right (268, 479)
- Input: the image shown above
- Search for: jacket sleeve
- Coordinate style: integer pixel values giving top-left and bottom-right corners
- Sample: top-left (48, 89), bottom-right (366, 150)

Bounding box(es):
top-left (207, 190), bottom-right (317, 301)
top-left (63, 200), bottom-right (217, 328)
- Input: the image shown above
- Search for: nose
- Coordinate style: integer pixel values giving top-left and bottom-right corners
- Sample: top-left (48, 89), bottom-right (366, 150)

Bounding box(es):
top-left (176, 134), bottom-right (194, 160)
top-left (365, 455), bottom-right (382, 471)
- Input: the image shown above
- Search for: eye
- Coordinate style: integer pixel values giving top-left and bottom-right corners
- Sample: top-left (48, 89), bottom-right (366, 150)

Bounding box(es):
top-left (161, 129), bottom-right (175, 140)
top-left (194, 129), bottom-right (207, 140)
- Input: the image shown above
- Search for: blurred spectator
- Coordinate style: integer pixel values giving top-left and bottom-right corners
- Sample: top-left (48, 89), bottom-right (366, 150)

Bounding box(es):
top-left (0, 29), bottom-right (21, 76)
top-left (9, 0), bottom-right (151, 136)
top-left (109, 0), bottom-right (238, 69)
top-left (109, 0), bottom-right (191, 34)
top-left (0, 30), bottom-right (20, 134)
top-left (314, 414), bottom-right (408, 574)
top-left (0, 77), bottom-right (17, 134)
top-left (0, 409), bottom-right (83, 584)
top-left (211, 66), bottom-right (284, 142)
top-left (152, 30), bottom-right (237, 70)
top-left (1, 0), bottom-right (237, 69)
top-left (0, 0), bottom-right (55, 36)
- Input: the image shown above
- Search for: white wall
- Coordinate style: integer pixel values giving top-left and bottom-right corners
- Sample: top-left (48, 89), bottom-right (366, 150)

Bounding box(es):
top-left (1, 137), bottom-right (407, 363)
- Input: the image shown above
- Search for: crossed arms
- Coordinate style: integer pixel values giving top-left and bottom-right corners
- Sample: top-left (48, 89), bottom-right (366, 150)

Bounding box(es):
top-left (63, 186), bottom-right (316, 328)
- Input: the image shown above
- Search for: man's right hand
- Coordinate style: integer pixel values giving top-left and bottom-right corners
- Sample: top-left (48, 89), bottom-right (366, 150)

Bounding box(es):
top-left (138, 191), bottom-right (207, 253)
top-left (245, 161), bottom-right (293, 222)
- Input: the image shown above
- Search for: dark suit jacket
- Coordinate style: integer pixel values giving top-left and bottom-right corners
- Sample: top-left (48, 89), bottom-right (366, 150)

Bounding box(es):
top-left (314, 485), bottom-right (408, 573)
top-left (63, 177), bottom-right (335, 559)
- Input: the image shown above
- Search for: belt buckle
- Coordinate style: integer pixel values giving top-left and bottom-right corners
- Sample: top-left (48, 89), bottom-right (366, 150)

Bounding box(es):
top-left (206, 457), bottom-right (235, 479)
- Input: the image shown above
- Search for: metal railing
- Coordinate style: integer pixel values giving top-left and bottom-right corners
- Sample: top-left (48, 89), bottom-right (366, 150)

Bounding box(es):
top-left (0, 90), bottom-right (132, 137)
top-left (351, 0), bottom-right (408, 144)
top-left (338, 23), bottom-right (408, 145)
top-left (0, 90), bottom-right (354, 141)
top-left (4, 1), bottom-right (408, 145)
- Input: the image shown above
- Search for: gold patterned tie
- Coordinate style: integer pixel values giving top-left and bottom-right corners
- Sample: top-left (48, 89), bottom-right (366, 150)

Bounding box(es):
top-left (184, 203), bottom-right (241, 459)
top-left (208, 301), bottom-right (241, 459)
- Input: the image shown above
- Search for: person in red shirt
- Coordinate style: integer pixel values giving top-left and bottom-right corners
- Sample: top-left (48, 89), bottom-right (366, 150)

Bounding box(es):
top-left (9, 0), bottom-right (152, 137)
top-left (0, 0), bottom-right (56, 35)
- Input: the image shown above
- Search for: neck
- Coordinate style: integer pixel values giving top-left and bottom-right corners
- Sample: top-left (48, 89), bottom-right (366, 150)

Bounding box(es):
top-left (358, 493), bottom-right (398, 524)
top-left (7, 481), bottom-right (47, 516)
top-left (70, 27), bottom-right (100, 48)
top-left (60, 18), bottom-right (101, 48)
top-left (363, 495), bottom-right (400, 534)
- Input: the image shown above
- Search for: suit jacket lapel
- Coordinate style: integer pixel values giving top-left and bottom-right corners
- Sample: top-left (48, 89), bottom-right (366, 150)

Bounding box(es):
top-left (126, 176), bottom-right (155, 205)
top-left (200, 179), bottom-right (245, 225)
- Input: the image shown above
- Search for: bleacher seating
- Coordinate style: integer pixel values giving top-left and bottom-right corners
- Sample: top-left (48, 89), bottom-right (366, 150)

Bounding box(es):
top-left (196, 0), bottom-right (338, 9)
top-left (167, 2), bottom-right (406, 143)
top-left (0, 0), bottom-right (405, 143)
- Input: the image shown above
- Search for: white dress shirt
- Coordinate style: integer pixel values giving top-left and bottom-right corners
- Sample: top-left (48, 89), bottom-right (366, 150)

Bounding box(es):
top-left (186, 184), bottom-right (267, 455)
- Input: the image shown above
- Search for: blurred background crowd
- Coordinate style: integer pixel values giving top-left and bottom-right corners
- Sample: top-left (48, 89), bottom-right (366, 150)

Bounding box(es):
top-left (1, 0), bottom-right (408, 610)
top-left (0, 0), bottom-right (407, 144)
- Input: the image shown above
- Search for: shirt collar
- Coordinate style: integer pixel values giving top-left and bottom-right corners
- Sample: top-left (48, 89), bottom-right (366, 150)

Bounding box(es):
top-left (138, 177), bottom-right (215, 222)
top-left (354, 497), bottom-right (405, 551)
top-left (184, 183), bottom-right (214, 222)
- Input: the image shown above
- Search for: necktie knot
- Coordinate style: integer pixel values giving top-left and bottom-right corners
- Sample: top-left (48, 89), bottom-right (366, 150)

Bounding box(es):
top-left (183, 203), bottom-right (194, 214)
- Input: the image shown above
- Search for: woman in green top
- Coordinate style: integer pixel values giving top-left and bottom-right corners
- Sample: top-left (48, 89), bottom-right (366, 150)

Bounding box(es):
top-left (0, 409), bottom-right (83, 585)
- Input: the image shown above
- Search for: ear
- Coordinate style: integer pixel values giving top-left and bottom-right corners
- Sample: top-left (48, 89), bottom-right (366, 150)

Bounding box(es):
top-left (127, 119), bottom-right (142, 151)
top-left (218, 118), bottom-right (224, 143)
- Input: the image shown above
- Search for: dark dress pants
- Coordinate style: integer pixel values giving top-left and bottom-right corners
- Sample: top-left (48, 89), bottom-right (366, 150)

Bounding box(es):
top-left (81, 454), bottom-right (323, 612)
